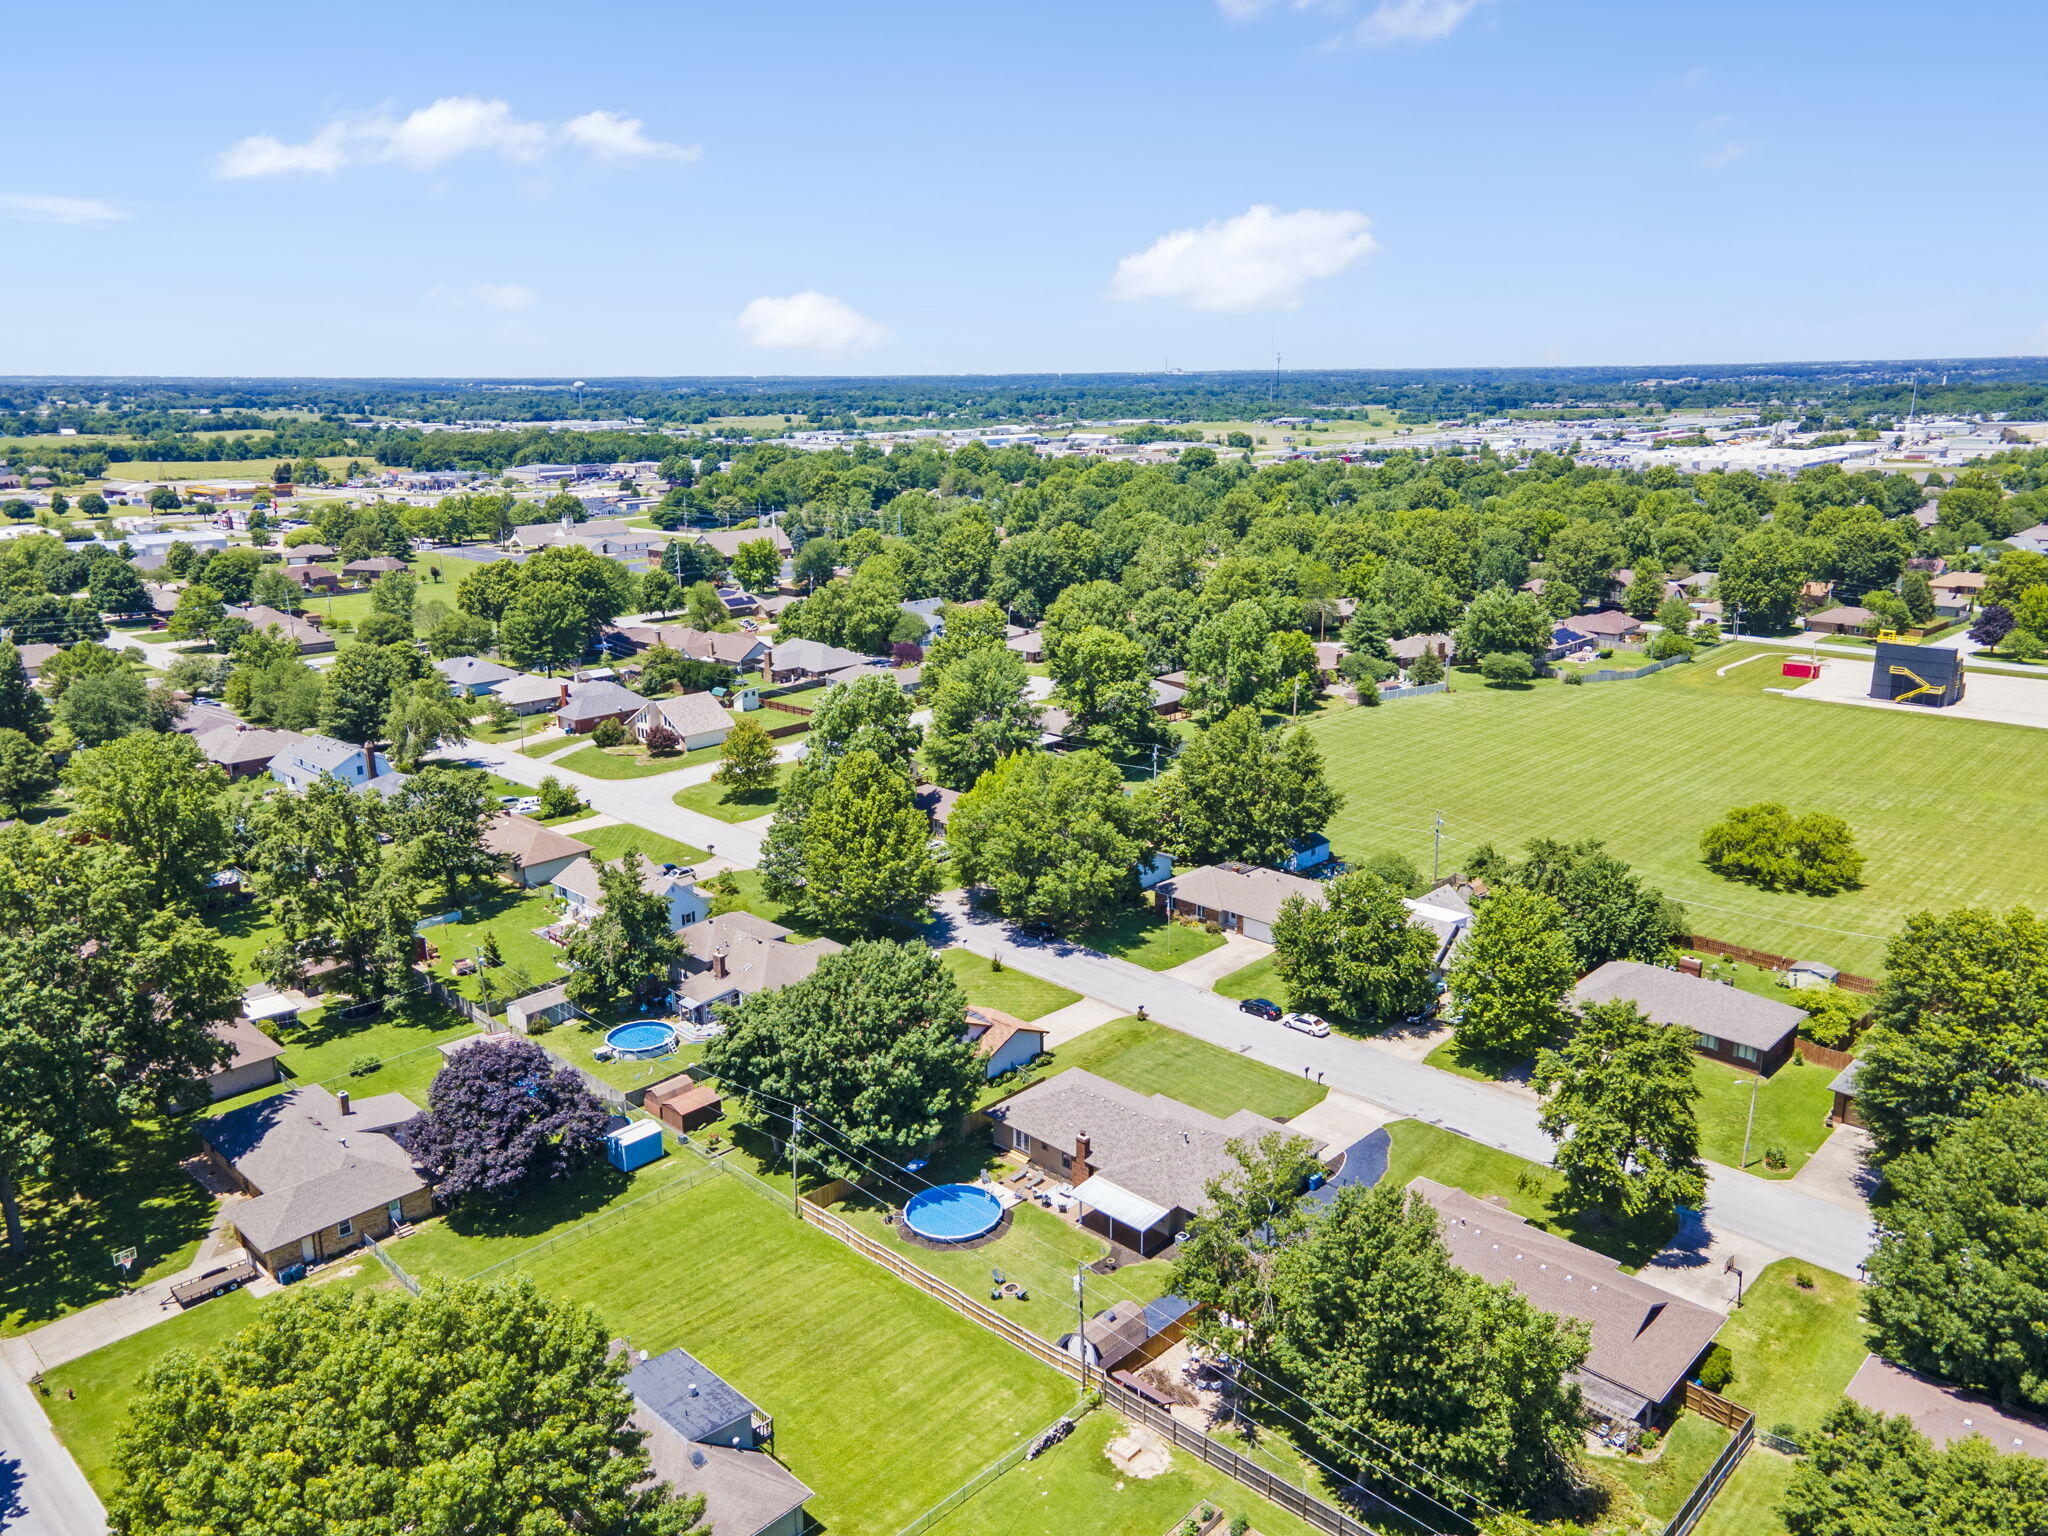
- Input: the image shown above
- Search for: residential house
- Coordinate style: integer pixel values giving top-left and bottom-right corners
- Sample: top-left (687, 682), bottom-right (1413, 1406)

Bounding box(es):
top-left (668, 911), bottom-right (843, 1026)
top-left (691, 524), bottom-right (793, 562)
top-left (556, 678), bottom-right (649, 734)
top-left (195, 1086), bottom-right (432, 1275)
top-left (1798, 579), bottom-right (1837, 612)
top-left (16, 643), bottom-right (61, 681)
top-left (552, 853), bottom-right (708, 932)
top-left (1571, 610), bottom-right (1647, 644)
top-left (1847, 1356), bottom-right (2048, 1461)
top-left (1150, 676), bottom-right (1187, 716)
top-left (963, 1006), bottom-right (1048, 1079)
top-left (201, 1018), bottom-right (287, 1101)
top-left (434, 655), bottom-right (521, 697)
top-left (270, 734), bottom-right (392, 793)
top-left (196, 724), bottom-right (307, 780)
top-left (1006, 630), bottom-right (1046, 664)
top-left (1548, 623), bottom-right (1595, 661)
top-left (1805, 605), bottom-right (1878, 637)
top-left (1929, 571), bottom-right (1986, 619)
top-left (1409, 1177), bottom-right (1723, 1427)
top-left (2010, 523), bottom-right (2048, 555)
top-left (281, 565), bottom-right (342, 594)
top-left (612, 622), bottom-right (770, 672)
top-left (913, 783), bottom-right (960, 834)
top-left (173, 700), bottom-right (243, 738)
top-left (990, 1069), bottom-right (1322, 1256)
top-left (631, 691), bottom-right (736, 752)
top-left (282, 542), bottom-right (338, 565)
top-left (1574, 958), bottom-right (1804, 1073)
top-left (899, 596), bottom-right (947, 640)
top-left (766, 638), bottom-right (869, 682)
top-left (343, 556), bottom-right (408, 582)
top-left (493, 672), bottom-right (569, 716)
top-left (1155, 862), bottom-right (1471, 967)
top-left (1389, 633), bottom-right (1453, 671)
top-left (229, 604), bottom-right (333, 655)
top-left (627, 1346), bottom-right (811, 1536)
top-left (483, 813), bottom-right (593, 888)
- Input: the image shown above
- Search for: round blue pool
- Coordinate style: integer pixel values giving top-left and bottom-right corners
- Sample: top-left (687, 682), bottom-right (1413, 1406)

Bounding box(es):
top-left (902, 1184), bottom-right (1004, 1243)
top-left (605, 1020), bottom-right (680, 1060)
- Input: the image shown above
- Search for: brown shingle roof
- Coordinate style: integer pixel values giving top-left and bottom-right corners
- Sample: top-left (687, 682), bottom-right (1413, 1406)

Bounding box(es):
top-left (482, 813), bottom-right (591, 871)
top-left (1847, 1356), bottom-right (2048, 1459)
top-left (197, 1087), bottom-right (425, 1253)
top-left (1155, 863), bottom-right (1327, 929)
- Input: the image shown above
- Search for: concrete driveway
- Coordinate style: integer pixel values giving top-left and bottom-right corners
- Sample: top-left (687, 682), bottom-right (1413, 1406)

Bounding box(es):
top-left (1163, 931), bottom-right (1268, 989)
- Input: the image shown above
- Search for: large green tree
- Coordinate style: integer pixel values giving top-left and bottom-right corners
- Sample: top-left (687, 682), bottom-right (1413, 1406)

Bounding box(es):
top-left (246, 780), bottom-right (417, 1002)
top-left (382, 676), bottom-right (472, 771)
top-left (1453, 584), bottom-right (1551, 664)
top-left (1854, 906), bottom-right (2048, 1162)
top-left (921, 646), bottom-right (1040, 791)
top-left (1444, 886), bottom-right (1577, 1057)
top-left (0, 728), bottom-right (57, 816)
top-left (1150, 707), bottom-right (1340, 868)
top-left (788, 749), bottom-right (938, 932)
top-left (702, 940), bottom-right (978, 1180)
top-left (1534, 999), bottom-right (1706, 1221)
top-left (1271, 870), bottom-right (1439, 1027)
top-left (947, 749), bottom-right (1148, 932)
top-left (56, 666), bottom-right (151, 746)
top-left (61, 732), bottom-right (234, 907)
top-left (1716, 526), bottom-right (1808, 633)
top-left (318, 643), bottom-right (424, 745)
top-left (111, 1278), bottom-right (707, 1536)
top-left (0, 829), bottom-right (237, 1250)
top-left (0, 642), bottom-right (50, 742)
top-left (1492, 837), bottom-right (1679, 970)
top-left (1863, 1091), bottom-right (2048, 1409)
top-left (388, 766), bottom-right (506, 904)
top-left (1047, 624), bottom-right (1172, 764)
top-left (563, 853), bottom-right (679, 1011)
top-left (1781, 1400), bottom-right (2048, 1536)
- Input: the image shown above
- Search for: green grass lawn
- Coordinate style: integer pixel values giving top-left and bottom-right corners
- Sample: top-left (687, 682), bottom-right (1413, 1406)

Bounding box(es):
top-left (392, 1160), bottom-right (1075, 1535)
top-left (555, 743), bottom-right (714, 779)
top-left (540, 1018), bottom-right (708, 1094)
top-left (1380, 1119), bottom-right (1677, 1269)
top-left (1696, 1447), bottom-right (1796, 1536)
top-left (920, 1409), bottom-right (1326, 1536)
top-left (1693, 1055), bottom-right (1836, 1177)
top-left (572, 821), bottom-right (712, 869)
top-left (1035, 1015), bottom-right (1325, 1122)
top-left (518, 733), bottom-right (578, 759)
top-left (1212, 951), bottom-right (1283, 1004)
top-left (267, 992), bottom-right (485, 1106)
top-left (671, 762), bottom-right (792, 822)
top-left (41, 1262), bottom-right (397, 1494)
top-left (1072, 908), bottom-right (1225, 972)
top-left (942, 950), bottom-right (1080, 1021)
top-left (1601, 1412), bottom-right (1732, 1524)
top-left (0, 1119), bottom-right (220, 1338)
top-left (1711, 1259), bottom-right (1869, 1436)
top-left (1300, 645), bottom-right (2048, 976)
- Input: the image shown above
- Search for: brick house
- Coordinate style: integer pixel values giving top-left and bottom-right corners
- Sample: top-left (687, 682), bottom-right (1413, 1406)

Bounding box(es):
top-left (195, 1086), bottom-right (433, 1275)
top-left (1574, 959), bottom-right (1803, 1074)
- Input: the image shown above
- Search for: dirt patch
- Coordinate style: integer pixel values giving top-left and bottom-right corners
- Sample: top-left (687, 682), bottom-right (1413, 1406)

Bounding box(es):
top-left (1105, 1421), bottom-right (1173, 1479)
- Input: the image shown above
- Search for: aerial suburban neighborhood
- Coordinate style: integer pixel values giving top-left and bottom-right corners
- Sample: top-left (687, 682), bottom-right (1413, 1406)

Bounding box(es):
top-left (4, 6), bottom-right (2047, 1536)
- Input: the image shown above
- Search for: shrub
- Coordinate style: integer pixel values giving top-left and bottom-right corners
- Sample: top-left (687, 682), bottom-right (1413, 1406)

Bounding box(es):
top-left (643, 723), bottom-right (680, 755)
top-left (536, 775), bottom-right (584, 819)
top-left (1645, 631), bottom-right (1694, 661)
top-left (1764, 1146), bottom-right (1788, 1170)
top-left (1695, 1342), bottom-right (1735, 1393)
top-left (1638, 1427), bottom-right (1661, 1454)
top-left (1478, 651), bottom-right (1534, 686)
top-left (591, 718), bottom-right (628, 748)
top-left (1230, 1518), bottom-right (1250, 1536)
top-left (1562, 671), bottom-right (1585, 685)
top-left (347, 1054), bottom-right (380, 1078)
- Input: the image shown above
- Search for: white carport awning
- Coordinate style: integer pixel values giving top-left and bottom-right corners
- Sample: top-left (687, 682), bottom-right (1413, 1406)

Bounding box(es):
top-left (242, 992), bottom-right (302, 1021)
top-left (1072, 1175), bottom-right (1171, 1233)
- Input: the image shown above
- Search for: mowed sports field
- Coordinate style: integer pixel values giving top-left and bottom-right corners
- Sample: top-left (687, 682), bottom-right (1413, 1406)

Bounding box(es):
top-left (1302, 647), bottom-right (2048, 976)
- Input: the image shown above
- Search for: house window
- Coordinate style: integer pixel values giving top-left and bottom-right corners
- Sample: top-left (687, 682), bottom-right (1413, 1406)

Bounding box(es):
top-left (1696, 1032), bottom-right (1720, 1053)
top-left (1734, 1043), bottom-right (1760, 1064)
top-left (1010, 1127), bottom-right (1029, 1152)
top-left (335, 1216), bottom-right (354, 1238)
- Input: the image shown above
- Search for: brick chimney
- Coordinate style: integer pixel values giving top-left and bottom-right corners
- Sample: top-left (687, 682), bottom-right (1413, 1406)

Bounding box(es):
top-left (1073, 1133), bottom-right (1092, 1180)
top-left (711, 945), bottom-right (728, 980)
top-left (337, 1089), bottom-right (352, 1115)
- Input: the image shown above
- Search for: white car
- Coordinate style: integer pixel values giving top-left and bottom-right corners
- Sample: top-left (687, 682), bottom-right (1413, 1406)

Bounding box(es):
top-left (1280, 1012), bottom-right (1331, 1038)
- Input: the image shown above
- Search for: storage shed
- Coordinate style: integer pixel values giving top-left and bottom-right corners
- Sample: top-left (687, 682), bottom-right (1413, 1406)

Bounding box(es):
top-left (607, 1120), bottom-right (668, 1173)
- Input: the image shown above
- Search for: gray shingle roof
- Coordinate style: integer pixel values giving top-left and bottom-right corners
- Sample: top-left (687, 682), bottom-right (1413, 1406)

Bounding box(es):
top-left (1155, 864), bottom-right (1326, 929)
top-left (1574, 960), bottom-right (1804, 1053)
top-left (434, 655), bottom-right (520, 688)
top-left (629, 1347), bottom-right (758, 1445)
top-left (557, 679), bottom-right (648, 724)
top-left (197, 1087), bottom-right (425, 1253)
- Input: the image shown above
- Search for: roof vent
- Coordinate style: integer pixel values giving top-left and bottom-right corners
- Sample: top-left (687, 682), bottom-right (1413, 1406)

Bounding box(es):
top-left (688, 1382), bottom-right (700, 1397)
top-left (689, 1450), bottom-right (706, 1469)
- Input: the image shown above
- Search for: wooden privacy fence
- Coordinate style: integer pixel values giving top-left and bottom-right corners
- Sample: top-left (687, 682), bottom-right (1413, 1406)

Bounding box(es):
top-left (702, 1153), bottom-right (1384, 1536)
top-left (1684, 936), bottom-right (1877, 994)
top-left (1664, 1410), bottom-right (1754, 1536)
top-left (1794, 1037), bottom-right (1855, 1071)
top-left (1682, 1383), bottom-right (1752, 1431)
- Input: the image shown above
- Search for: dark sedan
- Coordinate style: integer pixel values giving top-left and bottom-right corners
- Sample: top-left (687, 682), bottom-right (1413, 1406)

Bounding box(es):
top-left (1238, 997), bottom-right (1282, 1021)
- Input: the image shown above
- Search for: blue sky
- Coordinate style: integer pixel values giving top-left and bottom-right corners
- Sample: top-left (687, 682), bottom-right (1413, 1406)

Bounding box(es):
top-left (8, 0), bottom-right (2045, 378)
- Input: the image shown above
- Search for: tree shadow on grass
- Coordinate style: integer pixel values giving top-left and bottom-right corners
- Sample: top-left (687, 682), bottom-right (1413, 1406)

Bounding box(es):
top-left (0, 1119), bottom-right (215, 1332)
top-left (278, 992), bottom-right (463, 1062)
top-left (439, 1161), bottom-right (635, 1242)
top-left (1543, 1194), bottom-right (1681, 1272)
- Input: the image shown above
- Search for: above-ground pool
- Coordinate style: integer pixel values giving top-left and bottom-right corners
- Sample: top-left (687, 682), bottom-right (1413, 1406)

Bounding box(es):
top-left (902, 1184), bottom-right (1004, 1243)
top-left (605, 1020), bottom-right (680, 1060)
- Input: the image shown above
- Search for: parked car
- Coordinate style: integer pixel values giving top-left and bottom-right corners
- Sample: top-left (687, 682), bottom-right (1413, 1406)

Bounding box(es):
top-left (1281, 1011), bottom-right (1331, 1037)
top-left (1238, 997), bottom-right (1282, 1021)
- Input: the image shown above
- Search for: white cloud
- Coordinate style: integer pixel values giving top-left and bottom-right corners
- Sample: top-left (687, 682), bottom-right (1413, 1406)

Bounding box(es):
top-left (1701, 140), bottom-right (1761, 171)
top-left (0, 193), bottom-right (126, 225)
top-left (1111, 204), bottom-right (1377, 312)
top-left (1218, 0), bottom-right (1489, 45)
top-left (561, 110), bottom-right (700, 162)
top-left (427, 282), bottom-right (538, 312)
top-left (737, 292), bottom-right (886, 353)
top-left (1346, 0), bottom-right (1485, 45)
top-left (215, 97), bottom-right (697, 178)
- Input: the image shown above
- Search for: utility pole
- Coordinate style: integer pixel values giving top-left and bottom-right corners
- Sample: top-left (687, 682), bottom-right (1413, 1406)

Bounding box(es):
top-left (1432, 811), bottom-right (1444, 883)
top-left (790, 1108), bottom-right (802, 1220)
top-left (1740, 1075), bottom-right (1760, 1170)
top-left (1073, 1263), bottom-right (1088, 1393)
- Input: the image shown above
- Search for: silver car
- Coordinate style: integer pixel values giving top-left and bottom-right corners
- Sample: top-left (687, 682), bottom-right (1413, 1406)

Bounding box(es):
top-left (1281, 1011), bottom-right (1331, 1038)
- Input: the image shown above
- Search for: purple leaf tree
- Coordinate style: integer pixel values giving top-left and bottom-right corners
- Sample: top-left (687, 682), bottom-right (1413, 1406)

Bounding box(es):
top-left (1970, 603), bottom-right (2015, 649)
top-left (399, 1037), bottom-right (610, 1202)
top-left (891, 639), bottom-right (925, 667)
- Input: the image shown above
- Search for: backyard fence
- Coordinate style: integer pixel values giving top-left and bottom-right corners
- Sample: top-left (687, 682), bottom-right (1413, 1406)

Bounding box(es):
top-left (363, 1233), bottom-right (420, 1295)
top-left (1794, 1038), bottom-right (1856, 1071)
top-left (1579, 655), bottom-right (1687, 684)
top-left (700, 1149), bottom-right (1384, 1536)
top-left (423, 977), bottom-right (505, 1028)
top-left (1663, 1410), bottom-right (1754, 1536)
top-left (1683, 937), bottom-right (1877, 994)
top-left (1682, 1383), bottom-right (1752, 1431)
top-left (890, 1401), bottom-right (1092, 1536)
top-left (1379, 682), bottom-right (1448, 701)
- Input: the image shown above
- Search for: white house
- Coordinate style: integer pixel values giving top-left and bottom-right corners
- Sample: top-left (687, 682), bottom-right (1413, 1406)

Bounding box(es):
top-left (551, 854), bottom-right (708, 932)
top-left (270, 735), bottom-right (391, 793)
top-left (964, 1007), bottom-right (1048, 1079)
top-left (630, 691), bottom-right (736, 752)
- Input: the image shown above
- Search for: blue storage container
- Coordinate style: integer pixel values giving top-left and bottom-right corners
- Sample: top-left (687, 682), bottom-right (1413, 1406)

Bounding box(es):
top-left (606, 1119), bottom-right (668, 1173)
